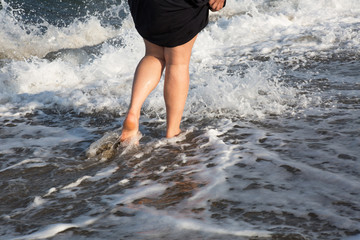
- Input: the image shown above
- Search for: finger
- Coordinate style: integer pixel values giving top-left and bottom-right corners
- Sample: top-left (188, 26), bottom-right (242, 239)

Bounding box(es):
top-left (217, 0), bottom-right (225, 9)
top-left (217, 2), bottom-right (224, 10)
top-left (210, 0), bottom-right (224, 11)
top-left (215, 2), bottom-right (221, 10)
top-left (211, 3), bottom-right (221, 11)
top-left (210, 1), bottom-right (219, 10)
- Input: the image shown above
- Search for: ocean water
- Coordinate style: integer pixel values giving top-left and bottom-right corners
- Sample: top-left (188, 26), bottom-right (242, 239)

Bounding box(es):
top-left (1, 0), bottom-right (360, 239)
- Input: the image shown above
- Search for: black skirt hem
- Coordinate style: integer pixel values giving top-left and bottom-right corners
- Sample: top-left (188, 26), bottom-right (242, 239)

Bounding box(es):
top-left (137, 21), bottom-right (207, 48)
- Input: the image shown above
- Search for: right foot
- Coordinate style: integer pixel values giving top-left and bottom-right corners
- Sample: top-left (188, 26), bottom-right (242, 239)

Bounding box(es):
top-left (120, 112), bottom-right (139, 142)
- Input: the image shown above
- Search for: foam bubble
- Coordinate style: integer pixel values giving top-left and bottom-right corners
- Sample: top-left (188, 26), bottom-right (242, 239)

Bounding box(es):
top-left (28, 196), bottom-right (46, 208)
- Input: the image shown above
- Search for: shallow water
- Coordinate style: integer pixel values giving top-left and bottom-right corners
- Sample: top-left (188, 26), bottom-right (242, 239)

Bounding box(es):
top-left (1, 0), bottom-right (360, 239)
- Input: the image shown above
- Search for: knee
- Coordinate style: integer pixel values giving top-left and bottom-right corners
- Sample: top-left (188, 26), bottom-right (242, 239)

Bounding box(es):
top-left (164, 55), bottom-right (190, 67)
top-left (164, 50), bottom-right (192, 66)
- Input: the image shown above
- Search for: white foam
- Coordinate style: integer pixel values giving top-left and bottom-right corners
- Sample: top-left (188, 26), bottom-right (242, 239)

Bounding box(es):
top-left (0, 1), bottom-right (124, 60)
top-left (0, 158), bottom-right (45, 172)
top-left (0, 124), bottom-right (85, 154)
top-left (62, 165), bottom-right (118, 190)
top-left (11, 223), bottom-right (77, 240)
top-left (28, 196), bottom-right (46, 209)
top-left (177, 218), bottom-right (271, 238)
top-left (103, 183), bottom-right (167, 206)
top-left (0, 22), bottom-right (142, 115)
top-left (91, 165), bottom-right (119, 181)
top-left (205, 0), bottom-right (360, 58)
top-left (187, 127), bottom-right (239, 203)
top-left (62, 175), bottom-right (91, 190)
top-left (10, 216), bottom-right (99, 240)
top-left (187, 62), bottom-right (310, 119)
top-left (118, 179), bottom-right (129, 185)
top-left (4, 0), bottom-right (356, 118)
top-left (44, 187), bottom-right (57, 197)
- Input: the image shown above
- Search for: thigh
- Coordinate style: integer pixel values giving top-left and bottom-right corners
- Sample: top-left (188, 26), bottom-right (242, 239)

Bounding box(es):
top-left (164, 35), bottom-right (198, 65)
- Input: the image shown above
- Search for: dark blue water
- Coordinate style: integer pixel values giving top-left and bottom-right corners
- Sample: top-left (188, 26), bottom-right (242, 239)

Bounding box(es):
top-left (1, 0), bottom-right (126, 27)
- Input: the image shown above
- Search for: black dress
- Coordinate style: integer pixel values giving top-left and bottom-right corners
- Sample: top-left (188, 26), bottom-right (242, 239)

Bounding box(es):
top-left (128, 0), bottom-right (210, 47)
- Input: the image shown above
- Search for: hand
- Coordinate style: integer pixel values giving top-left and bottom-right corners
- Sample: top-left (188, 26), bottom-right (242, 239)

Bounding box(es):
top-left (209, 0), bottom-right (225, 12)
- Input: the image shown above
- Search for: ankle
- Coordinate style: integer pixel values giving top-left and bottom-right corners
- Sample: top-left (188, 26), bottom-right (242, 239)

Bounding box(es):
top-left (123, 112), bottom-right (139, 130)
top-left (166, 128), bottom-right (181, 138)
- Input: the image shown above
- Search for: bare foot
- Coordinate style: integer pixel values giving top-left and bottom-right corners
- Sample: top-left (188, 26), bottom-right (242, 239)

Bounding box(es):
top-left (120, 112), bottom-right (139, 142)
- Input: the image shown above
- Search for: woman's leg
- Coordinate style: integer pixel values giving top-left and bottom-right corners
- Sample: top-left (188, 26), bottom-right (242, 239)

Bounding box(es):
top-left (163, 35), bottom-right (197, 138)
top-left (120, 40), bottom-right (165, 142)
